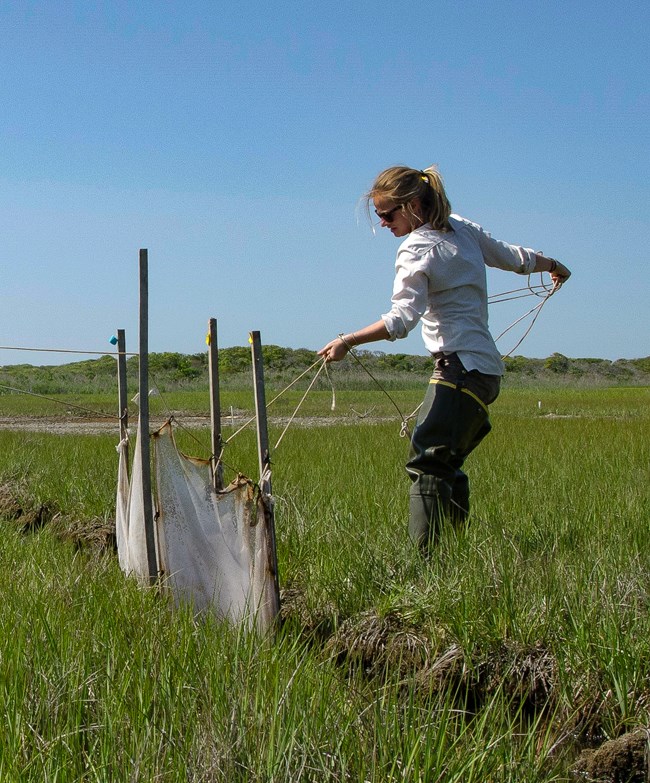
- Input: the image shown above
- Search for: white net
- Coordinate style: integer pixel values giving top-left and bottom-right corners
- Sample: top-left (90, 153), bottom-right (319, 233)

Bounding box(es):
top-left (116, 435), bottom-right (150, 578)
top-left (116, 421), bottom-right (279, 633)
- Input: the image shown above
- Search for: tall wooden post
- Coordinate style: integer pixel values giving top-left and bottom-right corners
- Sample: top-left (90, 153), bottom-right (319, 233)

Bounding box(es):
top-left (208, 318), bottom-right (224, 491)
top-left (250, 331), bottom-right (280, 601)
top-left (138, 249), bottom-right (158, 584)
top-left (117, 329), bottom-right (129, 462)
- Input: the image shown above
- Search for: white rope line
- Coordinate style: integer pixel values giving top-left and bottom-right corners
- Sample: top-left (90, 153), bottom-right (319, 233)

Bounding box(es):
top-left (221, 413), bottom-right (257, 445)
top-left (488, 286), bottom-right (550, 304)
top-left (323, 361), bottom-right (336, 411)
top-left (488, 274), bottom-right (553, 304)
top-left (138, 360), bottom-right (329, 458)
top-left (494, 299), bottom-right (546, 342)
top-left (400, 402), bottom-right (423, 438)
top-left (0, 344), bottom-right (137, 356)
top-left (400, 287), bottom-right (549, 431)
top-left (0, 382), bottom-right (119, 419)
top-left (335, 273), bottom-right (561, 437)
top-left (219, 357), bottom-right (325, 448)
top-left (215, 272), bottom-right (562, 451)
top-left (212, 358), bottom-right (334, 473)
top-left (265, 357), bottom-right (325, 407)
top-left (273, 360), bottom-right (328, 450)
top-left (489, 290), bottom-right (544, 304)
top-left (490, 272), bottom-right (558, 357)
top-left (495, 297), bottom-right (552, 357)
top-left (338, 334), bottom-right (411, 433)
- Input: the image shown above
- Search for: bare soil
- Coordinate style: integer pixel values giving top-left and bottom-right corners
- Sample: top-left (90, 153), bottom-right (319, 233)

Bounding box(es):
top-left (0, 413), bottom-right (393, 436)
top-left (573, 729), bottom-right (649, 782)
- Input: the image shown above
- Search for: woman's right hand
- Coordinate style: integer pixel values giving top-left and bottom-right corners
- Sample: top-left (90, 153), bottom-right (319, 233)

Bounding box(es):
top-left (318, 337), bottom-right (350, 363)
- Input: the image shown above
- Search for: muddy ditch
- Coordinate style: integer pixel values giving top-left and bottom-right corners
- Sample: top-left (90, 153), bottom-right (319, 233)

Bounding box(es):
top-left (0, 481), bottom-right (115, 550)
top-left (280, 584), bottom-right (650, 781)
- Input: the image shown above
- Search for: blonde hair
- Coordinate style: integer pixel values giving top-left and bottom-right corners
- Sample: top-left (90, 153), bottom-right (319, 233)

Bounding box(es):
top-left (367, 165), bottom-right (452, 231)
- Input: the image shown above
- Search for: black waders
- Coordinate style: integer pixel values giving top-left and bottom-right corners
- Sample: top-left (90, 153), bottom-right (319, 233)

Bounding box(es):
top-left (407, 353), bottom-right (500, 554)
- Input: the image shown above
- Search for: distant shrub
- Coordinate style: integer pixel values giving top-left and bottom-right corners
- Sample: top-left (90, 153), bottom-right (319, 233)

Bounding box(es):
top-left (219, 347), bottom-right (251, 374)
top-left (503, 355), bottom-right (537, 375)
top-left (544, 353), bottom-right (570, 373)
top-left (148, 352), bottom-right (186, 372)
top-left (629, 357), bottom-right (650, 374)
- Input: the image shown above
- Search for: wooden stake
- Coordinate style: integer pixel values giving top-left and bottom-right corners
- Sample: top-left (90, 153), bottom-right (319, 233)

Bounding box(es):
top-left (250, 331), bottom-right (271, 492)
top-left (250, 331), bottom-right (280, 603)
top-left (208, 318), bottom-right (224, 490)
top-left (116, 329), bottom-right (128, 461)
top-left (138, 249), bottom-right (158, 584)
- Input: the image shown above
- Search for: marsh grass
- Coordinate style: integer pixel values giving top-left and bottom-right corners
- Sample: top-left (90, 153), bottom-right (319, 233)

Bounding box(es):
top-left (0, 528), bottom-right (570, 782)
top-left (0, 386), bottom-right (649, 780)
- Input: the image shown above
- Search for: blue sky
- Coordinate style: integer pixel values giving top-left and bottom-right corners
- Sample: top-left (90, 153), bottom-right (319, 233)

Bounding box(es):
top-left (1, 0), bottom-right (648, 366)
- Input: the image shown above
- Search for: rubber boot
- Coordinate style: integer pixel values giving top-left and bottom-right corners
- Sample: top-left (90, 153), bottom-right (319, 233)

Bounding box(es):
top-left (450, 471), bottom-right (470, 526)
top-left (408, 474), bottom-right (453, 554)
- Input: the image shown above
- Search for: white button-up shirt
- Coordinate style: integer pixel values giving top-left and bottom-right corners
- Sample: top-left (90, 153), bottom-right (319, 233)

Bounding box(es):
top-left (381, 214), bottom-right (537, 376)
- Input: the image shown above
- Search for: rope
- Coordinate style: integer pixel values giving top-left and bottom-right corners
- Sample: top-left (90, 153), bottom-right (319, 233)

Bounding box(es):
top-left (1, 270), bottom-right (561, 456)
top-left (123, 358), bottom-right (334, 463)
top-left (330, 272), bottom-right (561, 437)
top-left (221, 413), bottom-right (257, 445)
top-left (495, 299), bottom-right (549, 357)
top-left (266, 357), bottom-right (326, 404)
top-left (338, 335), bottom-right (412, 436)
top-left (492, 273), bottom-right (557, 358)
top-left (400, 403), bottom-right (422, 438)
top-left (209, 357), bottom-right (333, 476)
top-left (0, 345), bottom-right (137, 357)
top-left (323, 361), bottom-right (336, 411)
top-left (173, 271), bottom-right (562, 463)
top-left (273, 359), bottom-right (328, 450)
top-left (156, 361), bottom-right (335, 482)
top-left (0, 382), bottom-right (119, 420)
top-left (488, 275), bottom-right (553, 305)
top-left (488, 286), bottom-right (551, 304)
top-left (166, 415), bottom-right (212, 454)
top-left (219, 357), bottom-right (326, 447)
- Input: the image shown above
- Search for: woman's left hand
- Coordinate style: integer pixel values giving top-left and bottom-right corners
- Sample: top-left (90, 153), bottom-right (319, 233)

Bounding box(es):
top-left (535, 253), bottom-right (571, 290)
top-left (550, 260), bottom-right (571, 290)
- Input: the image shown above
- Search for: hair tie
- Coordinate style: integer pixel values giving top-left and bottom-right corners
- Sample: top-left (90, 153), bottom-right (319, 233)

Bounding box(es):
top-left (420, 171), bottom-right (428, 183)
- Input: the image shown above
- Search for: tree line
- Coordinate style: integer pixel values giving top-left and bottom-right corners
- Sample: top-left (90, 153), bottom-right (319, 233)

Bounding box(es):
top-left (1, 347), bottom-right (649, 395)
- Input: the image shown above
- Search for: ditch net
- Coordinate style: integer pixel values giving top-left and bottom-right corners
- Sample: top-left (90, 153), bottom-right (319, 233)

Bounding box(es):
top-left (116, 421), bottom-right (279, 632)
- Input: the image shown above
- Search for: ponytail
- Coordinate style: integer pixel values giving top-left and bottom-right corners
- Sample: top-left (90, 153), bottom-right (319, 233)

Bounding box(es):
top-left (367, 165), bottom-right (452, 231)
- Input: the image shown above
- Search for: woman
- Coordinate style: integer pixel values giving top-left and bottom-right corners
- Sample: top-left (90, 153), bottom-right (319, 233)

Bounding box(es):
top-left (319, 165), bottom-right (571, 553)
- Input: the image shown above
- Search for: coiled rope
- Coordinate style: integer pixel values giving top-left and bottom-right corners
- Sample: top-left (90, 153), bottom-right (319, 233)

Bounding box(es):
top-left (489, 273), bottom-right (557, 358)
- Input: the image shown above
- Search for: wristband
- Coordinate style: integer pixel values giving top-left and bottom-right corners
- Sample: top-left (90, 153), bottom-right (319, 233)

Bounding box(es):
top-left (338, 333), bottom-right (354, 350)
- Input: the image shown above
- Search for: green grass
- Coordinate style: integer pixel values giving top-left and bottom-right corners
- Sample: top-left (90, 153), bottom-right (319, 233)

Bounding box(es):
top-left (0, 386), bottom-right (649, 780)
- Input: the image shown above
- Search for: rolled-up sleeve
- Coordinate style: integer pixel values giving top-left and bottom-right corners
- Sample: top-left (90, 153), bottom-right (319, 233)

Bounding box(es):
top-left (381, 247), bottom-right (429, 340)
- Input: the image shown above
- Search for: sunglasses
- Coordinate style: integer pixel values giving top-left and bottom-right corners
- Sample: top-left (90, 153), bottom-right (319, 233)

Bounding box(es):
top-left (374, 205), bottom-right (403, 223)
